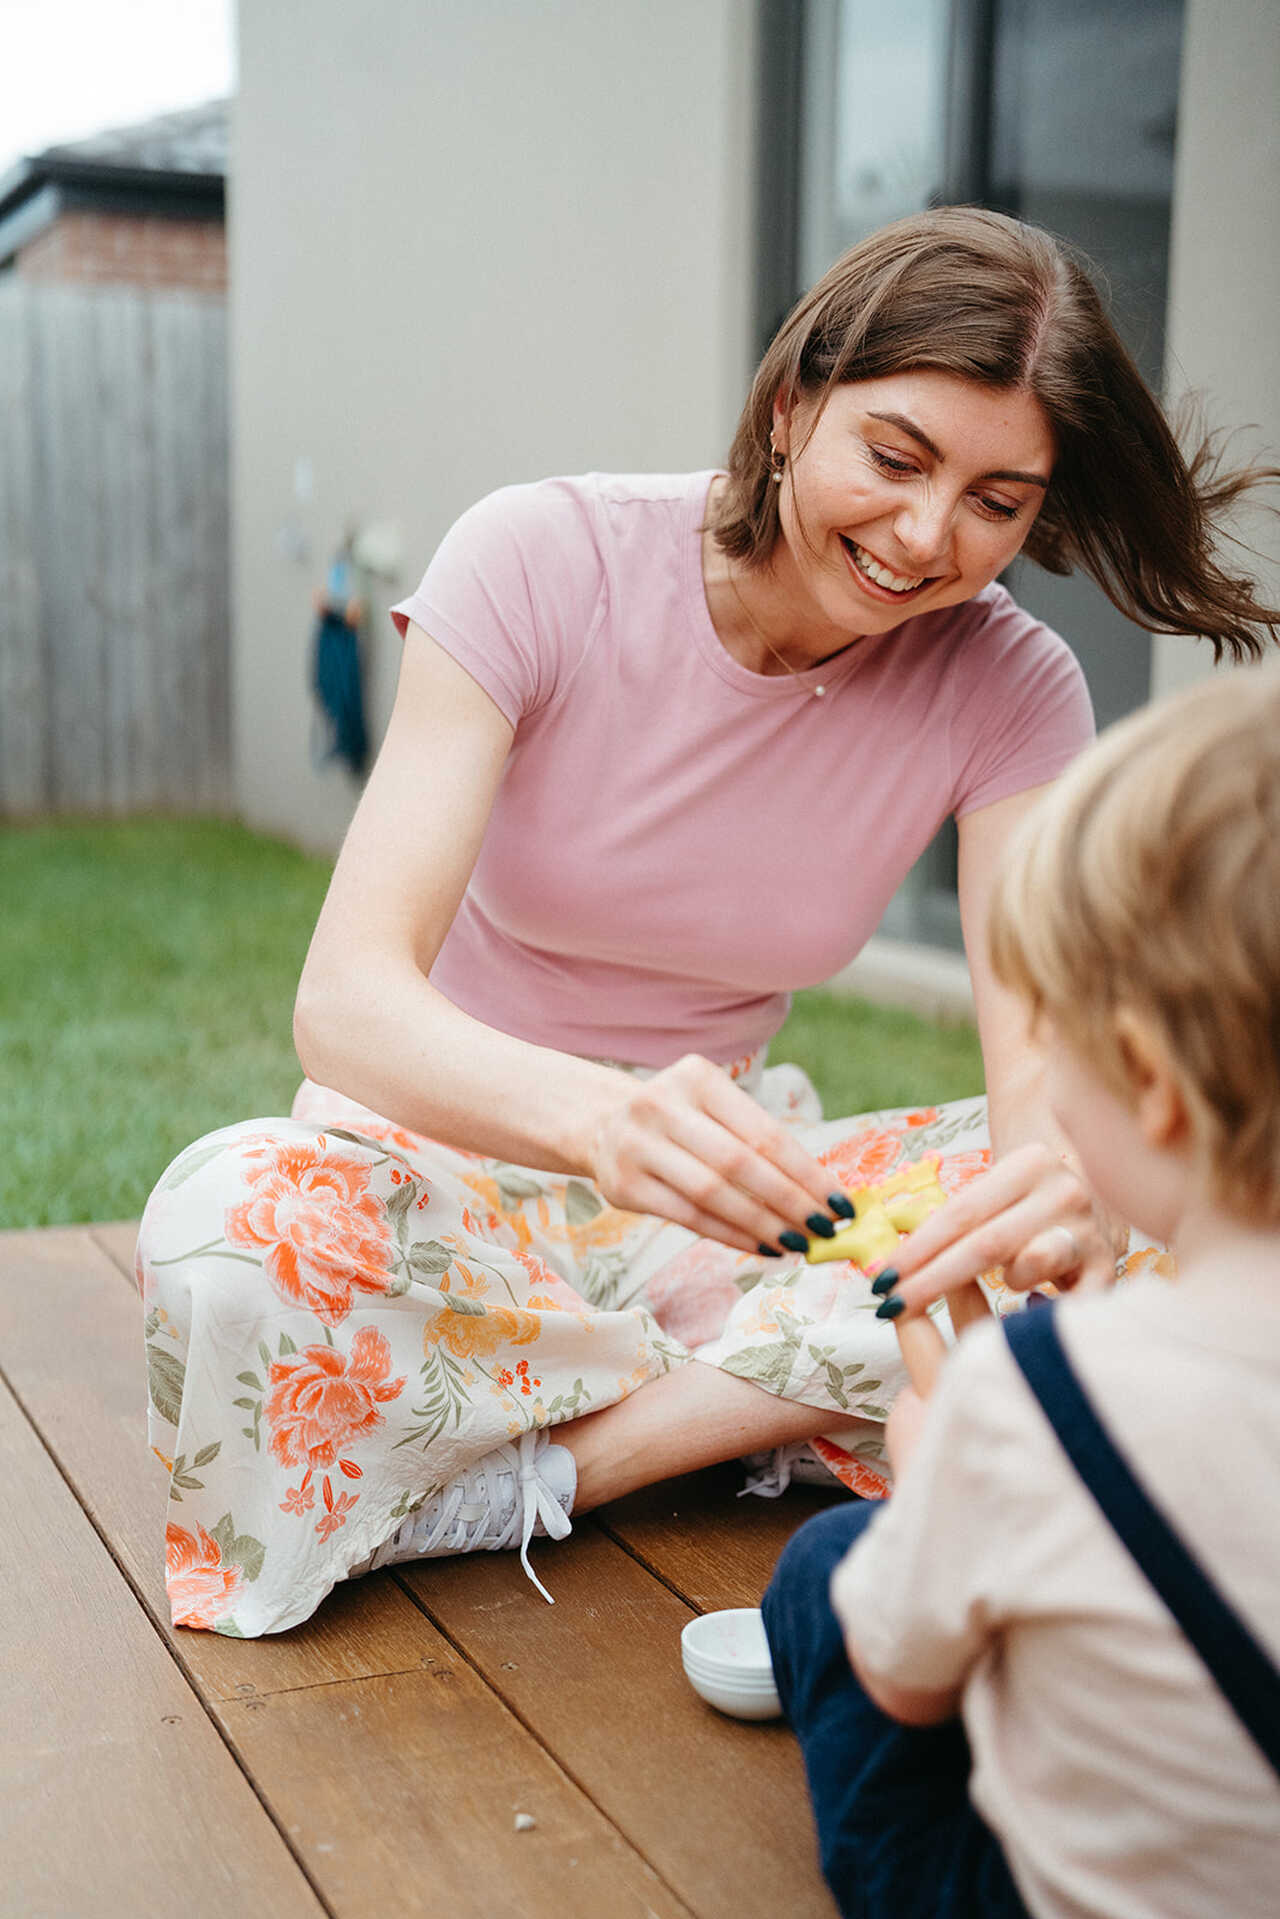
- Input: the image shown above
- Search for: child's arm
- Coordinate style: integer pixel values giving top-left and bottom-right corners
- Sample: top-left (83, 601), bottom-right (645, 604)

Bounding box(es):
top-left (833, 1285), bottom-right (994, 1725)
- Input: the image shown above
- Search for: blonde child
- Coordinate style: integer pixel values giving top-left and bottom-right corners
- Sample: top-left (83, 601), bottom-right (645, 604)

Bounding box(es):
top-left (763, 665), bottom-right (1280, 1918)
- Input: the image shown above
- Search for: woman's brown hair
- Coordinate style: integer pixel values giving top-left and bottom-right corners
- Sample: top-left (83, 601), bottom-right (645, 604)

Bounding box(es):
top-left (713, 207), bottom-right (1279, 662)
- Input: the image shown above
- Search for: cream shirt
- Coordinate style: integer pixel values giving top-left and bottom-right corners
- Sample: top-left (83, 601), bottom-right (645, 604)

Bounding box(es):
top-left (831, 1269), bottom-right (1280, 1919)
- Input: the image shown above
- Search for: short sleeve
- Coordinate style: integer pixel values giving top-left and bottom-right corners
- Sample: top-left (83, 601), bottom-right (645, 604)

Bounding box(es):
top-left (947, 586), bottom-right (1095, 818)
top-left (389, 480), bottom-right (608, 727)
top-left (830, 1324), bottom-right (1040, 1692)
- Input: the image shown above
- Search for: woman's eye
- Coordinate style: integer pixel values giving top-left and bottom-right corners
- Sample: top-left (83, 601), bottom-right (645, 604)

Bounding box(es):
top-left (976, 495), bottom-right (1021, 521)
top-left (869, 447), bottom-right (915, 476)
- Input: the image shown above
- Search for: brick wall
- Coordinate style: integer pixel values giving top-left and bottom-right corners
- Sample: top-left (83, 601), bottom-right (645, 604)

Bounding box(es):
top-left (17, 211), bottom-right (226, 292)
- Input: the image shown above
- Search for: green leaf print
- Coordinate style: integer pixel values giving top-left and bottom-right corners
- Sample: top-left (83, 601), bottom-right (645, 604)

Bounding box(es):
top-left (325, 1127), bottom-right (383, 1151)
top-left (492, 1167), bottom-right (545, 1205)
top-left (386, 1180), bottom-right (418, 1227)
top-left (210, 1512), bottom-right (266, 1583)
top-left (732, 1267), bottom-right (766, 1294)
top-left (192, 1441), bottom-right (222, 1469)
top-left (160, 1140), bottom-right (231, 1191)
top-left (408, 1240), bottom-right (455, 1276)
top-left (721, 1339), bottom-right (802, 1395)
top-left (564, 1179), bottom-right (604, 1226)
top-left (442, 1294), bottom-right (486, 1316)
top-left (146, 1344), bottom-right (186, 1426)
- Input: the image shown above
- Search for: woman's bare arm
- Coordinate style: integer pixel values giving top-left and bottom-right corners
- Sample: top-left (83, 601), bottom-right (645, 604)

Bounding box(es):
top-left (293, 623), bottom-right (844, 1251)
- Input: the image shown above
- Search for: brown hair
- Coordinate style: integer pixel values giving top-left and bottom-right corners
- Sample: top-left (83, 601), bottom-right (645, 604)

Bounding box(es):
top-left (988, 664), bottom-right (1280, 1224)
top-left (714, 207), bottom-right (1279, 663)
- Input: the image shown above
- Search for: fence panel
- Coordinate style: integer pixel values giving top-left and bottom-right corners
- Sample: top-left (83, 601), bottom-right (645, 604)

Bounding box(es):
top-left (0, 280), bottom-right (230, 817)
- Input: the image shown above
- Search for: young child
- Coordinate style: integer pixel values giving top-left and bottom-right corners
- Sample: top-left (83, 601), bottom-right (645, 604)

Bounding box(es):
top-left (763, 664), bottom-right (1280, 1919)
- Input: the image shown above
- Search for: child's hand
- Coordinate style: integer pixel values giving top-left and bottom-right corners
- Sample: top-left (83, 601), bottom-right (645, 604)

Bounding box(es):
top-left (880, 1278), bottom-right (992, 1476)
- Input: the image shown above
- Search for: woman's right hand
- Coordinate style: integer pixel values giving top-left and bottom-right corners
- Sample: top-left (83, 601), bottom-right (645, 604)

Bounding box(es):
top-left (586, 1052), bottom-right (846, 1254)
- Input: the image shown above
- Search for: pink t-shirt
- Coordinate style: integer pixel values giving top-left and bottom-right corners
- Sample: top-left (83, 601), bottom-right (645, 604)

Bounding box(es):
top-left (391, 471), bottom-right (1093, 1066)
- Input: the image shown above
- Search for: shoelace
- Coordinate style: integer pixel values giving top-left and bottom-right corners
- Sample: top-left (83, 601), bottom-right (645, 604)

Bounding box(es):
top-left (367, 1430), bottom-right (572, 1602)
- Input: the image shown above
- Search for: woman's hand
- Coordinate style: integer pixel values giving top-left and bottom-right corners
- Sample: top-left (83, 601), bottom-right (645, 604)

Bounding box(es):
top-left (886, 1142), bottom-right (1116, 1318)
top-left (586, 1052), bottom-right (846, 1254)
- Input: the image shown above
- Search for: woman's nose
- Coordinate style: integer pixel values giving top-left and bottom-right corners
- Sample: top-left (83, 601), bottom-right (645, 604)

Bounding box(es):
top-left (893, 494), bottom-right (954, 570)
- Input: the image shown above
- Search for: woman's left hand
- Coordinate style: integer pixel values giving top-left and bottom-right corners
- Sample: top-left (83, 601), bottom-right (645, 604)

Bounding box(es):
top-left (885, 1142), bottom-right (1119, 1319)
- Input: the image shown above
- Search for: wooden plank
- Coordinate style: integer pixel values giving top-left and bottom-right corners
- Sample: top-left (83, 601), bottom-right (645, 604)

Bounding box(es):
top-left (403, 1529), bottom-right (838, 1919)
top-left (598, 1466), bottom-right (846, 1612)
top-left (88, 1217), bottom-right (142, 1285)
top-left (0, 1371), bottom-right (324, 1919)
top-left (0, 1229), bottom-right (696, 1916)
top-left (216, 1663), bottom-right (689, 1919)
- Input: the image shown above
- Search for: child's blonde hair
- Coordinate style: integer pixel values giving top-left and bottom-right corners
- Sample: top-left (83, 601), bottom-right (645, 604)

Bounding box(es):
top-left (989, 663), bottom-right (1280, 1223)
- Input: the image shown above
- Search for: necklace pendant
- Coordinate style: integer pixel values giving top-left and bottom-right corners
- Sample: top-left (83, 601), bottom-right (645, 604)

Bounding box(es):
top-left (813, 683), bottom-right (826, 698)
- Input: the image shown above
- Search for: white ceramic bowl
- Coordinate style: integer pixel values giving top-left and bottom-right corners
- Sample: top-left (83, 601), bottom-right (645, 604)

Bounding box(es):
top-left (680, 1608), bottom-right (782, 1720)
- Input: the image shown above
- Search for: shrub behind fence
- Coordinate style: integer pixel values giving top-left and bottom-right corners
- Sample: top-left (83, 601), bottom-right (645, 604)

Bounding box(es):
top-left (0, 280), bottom-right (230, 816)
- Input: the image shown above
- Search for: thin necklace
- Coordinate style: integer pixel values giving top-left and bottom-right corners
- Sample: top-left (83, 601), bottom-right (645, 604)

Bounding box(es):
top-left (725, 569), bottom-right (829, 698)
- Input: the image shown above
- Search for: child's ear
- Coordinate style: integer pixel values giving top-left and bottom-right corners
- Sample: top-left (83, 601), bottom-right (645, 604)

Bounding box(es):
top-left (1113, 1007), bottom-right (1191, 1152)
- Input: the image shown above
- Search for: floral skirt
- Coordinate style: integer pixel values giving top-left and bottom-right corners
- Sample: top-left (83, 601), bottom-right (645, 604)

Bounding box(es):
top-left (136, 1058), bottom-right (1147, 1638)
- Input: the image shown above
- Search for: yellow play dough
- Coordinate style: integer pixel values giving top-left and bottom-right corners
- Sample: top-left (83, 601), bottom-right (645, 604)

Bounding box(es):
top-left (804, 1155), bottom-right (948, 1266)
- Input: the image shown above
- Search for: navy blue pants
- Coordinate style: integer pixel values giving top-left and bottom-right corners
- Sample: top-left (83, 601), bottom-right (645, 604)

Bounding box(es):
top-left (763, 1504), bottom-right (1030, 1919)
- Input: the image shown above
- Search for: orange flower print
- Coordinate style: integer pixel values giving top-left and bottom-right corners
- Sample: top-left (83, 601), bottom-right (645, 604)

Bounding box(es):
top-left (315, 1483), bottom-right (359, 1542)
top-left (326, 1118), bottom-right (425, 1157)
top-left (936, 1148), bottom-right (993, 1195)
top-left (1118, 1245), bottom-right (1177, 1282)
top-left (166, 1521), bottom-right (243, 1629)
top-left (424, 1300), bottom-right (542, 1362)
top-left (818, 1128), bottom-right (905, 1191)
top-left (264, 1327), bottom-right (406, 1470)
top-left (225, 1141), bottom-right (395, 1325)
top-left (905, 1108), bottom-right (940, 1128)
top-left (811, 1436), bottom-right (890, 1501)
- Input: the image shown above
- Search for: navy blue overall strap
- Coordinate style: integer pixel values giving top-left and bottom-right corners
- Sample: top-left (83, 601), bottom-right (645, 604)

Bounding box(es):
top-left (1005, 1303), bottom-right (1280, 1783)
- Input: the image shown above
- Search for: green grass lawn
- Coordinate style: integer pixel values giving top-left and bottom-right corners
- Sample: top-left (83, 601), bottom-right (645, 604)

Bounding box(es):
top-left (0, 818), bottom-right (984, 1229)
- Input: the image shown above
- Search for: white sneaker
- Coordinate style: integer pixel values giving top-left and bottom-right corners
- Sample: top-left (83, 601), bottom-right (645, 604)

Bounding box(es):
top-left (739, 1442), bottom-right (839, 1500)
top-left (351, 1429), bottom-right (576, 1603)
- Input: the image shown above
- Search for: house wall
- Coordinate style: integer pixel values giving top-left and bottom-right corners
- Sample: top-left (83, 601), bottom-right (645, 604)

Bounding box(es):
top-left (1154, 0), bottom-right (1280, 696)
top-left (17, 211), bottom-right (227, 292)
top-left (231, 0), bottom-right (758, 852)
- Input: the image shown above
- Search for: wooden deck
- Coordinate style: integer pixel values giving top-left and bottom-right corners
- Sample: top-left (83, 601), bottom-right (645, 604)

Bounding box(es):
top-left (0, 1222), bottom-right (842, 1918)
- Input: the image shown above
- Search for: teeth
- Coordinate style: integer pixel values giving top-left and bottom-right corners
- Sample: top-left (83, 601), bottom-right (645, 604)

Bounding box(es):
top-left (847, 541), bottom-right (923, 593)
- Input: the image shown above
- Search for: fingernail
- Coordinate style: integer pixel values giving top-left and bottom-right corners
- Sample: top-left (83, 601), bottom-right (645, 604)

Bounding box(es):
top-left (806, 1213), bottom-right (836, 1239)
top-left (870, 1268), bottom-right (899, 1296)
top-left (875, 1295), bottom-right (906, 1320)
top-left (828, 1192), bottom-right (855, 1219)
top-left (779, 1229), bottom-right (809, 1253)
top-left (756, 1242), bottom-right (783, 1258)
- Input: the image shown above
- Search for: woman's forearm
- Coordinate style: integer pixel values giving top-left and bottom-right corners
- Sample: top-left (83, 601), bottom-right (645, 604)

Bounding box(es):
top-left (293, 959), bottom-right (629, 1174)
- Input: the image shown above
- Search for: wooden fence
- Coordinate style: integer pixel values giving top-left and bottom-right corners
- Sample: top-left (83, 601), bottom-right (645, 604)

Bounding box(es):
top-left (0, 280), bottom-right (230, 816)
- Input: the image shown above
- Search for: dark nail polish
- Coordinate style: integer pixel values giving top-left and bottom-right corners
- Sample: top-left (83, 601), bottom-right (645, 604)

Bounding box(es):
top-left (779, 1229), bottom-right (809, 1253)
top-left (871, 1268), bottom-right (899, 1296)
top-left (756, 1242), bottom-right (783, 1258)
top-left (828, 1192), bottom-right (855, 1219)
top-left (875, 1295), bottom-right (906, 1320)
top-left (806, 1213), bottom-right (836, 1239)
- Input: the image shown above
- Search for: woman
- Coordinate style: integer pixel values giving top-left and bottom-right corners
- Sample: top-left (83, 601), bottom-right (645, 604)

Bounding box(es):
top-left (140, 208), bottom-right (1277, 1636)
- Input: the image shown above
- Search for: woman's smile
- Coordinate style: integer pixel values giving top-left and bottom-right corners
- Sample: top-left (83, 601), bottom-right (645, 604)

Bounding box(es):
top-left (840, 537), bottom-right (930, 601)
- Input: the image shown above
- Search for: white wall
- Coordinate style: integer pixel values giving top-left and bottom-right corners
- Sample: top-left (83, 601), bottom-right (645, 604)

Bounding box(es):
top-left (1155, 0), bottom-right (1280, 697)
top-left (230, 0), bottom-right (757, 850)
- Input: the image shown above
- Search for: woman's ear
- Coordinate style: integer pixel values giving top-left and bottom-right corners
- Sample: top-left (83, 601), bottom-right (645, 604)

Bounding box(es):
top-left (1113, 1007), bottom-right (1191, 1152)
top-left (771, 390), bottom-right (793, 455)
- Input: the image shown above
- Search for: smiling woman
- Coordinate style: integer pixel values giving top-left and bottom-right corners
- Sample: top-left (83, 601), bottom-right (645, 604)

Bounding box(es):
top-left (134, 205), bottom-right (1280, 1640)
